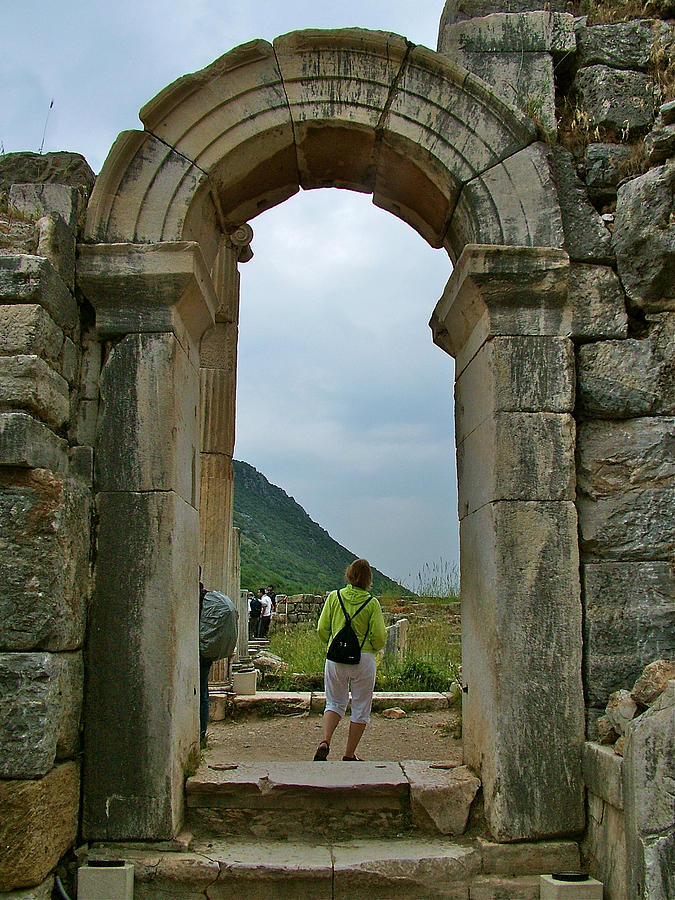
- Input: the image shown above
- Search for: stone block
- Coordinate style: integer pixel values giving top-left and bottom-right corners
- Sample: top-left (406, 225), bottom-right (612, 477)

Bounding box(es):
top-left (60, 336), bottom-right (77, 384)
top-left (449, 144), bottom-right (564, 261)
top-left (582, 741), bottom-right (624, 809)
top-left (0, 150), bottom-right (95, 195)
top-left (74, 398), bottom-right (99, 447)
top-left (582, 791), bottom-right (627, 900)
top-left (455, 336), bottom-right (574, 440)
top-left (0, 651), bottom-right (82, 777)
top-left (577, 314), bottom-right (674, 417)
top-left (461, 500), bottom-right (584, 840)
top-left (0, 255), bottom-right (77, 331)
top-left (0, 876), bottom-right (55, 899)
top-left (332, 839), bottom-right (481, 899)
top-left (0, 468), bottom-right (90, 651)
top-left (402, 761), bottom-right (480, 834)
top-left (582, 561), bottom-right (674, 707)
top-left (451, 51), bottom-right (557, 134)
top-left (478, 838), bottom-right (580, 875)
top-left (613, 161), bottom-right (675, 312)
top-left (438, 11), bottom-right (575, 55)
top-left (549, 147), bottom-right (613, 263)
top-left (438, 0), bottom-right (569, 29)
top-left (606, 689), bottom-right (638, 735)
top-left (0, 355), bottom-right (69, 429)
top-left (83, 490), bottom-right (199, 841)
top-left (0, 304), bottom-right (63, 363)
top-left (574, 65), bottom-right (655, 137)
top-left (567, 263), bottom-right (627, 340)
top-left (632, 659), bottom-right (675, 707)
top-left (96, 332), bottom-right (200, 503)
top-left (576, 20), bottom-right (656, 71)
top-left (8, 182), bottom-right (84, 229)
top-left (584, 142), bottom-right (633, 203)
top-left (0, 761), bottom-right (79, 892)
top-left (457, 412), bottom-right (575, 517)
top-left (624, 681), bottom-right (675, 899)
top-left (79, 335), bottom-right (102, 400)
top-left (36, 214), bottom-right (76, 289)
top-left (0, 411), bottom-right (68, 472)
top-left (469, 876), bottom-right (540, 899)
top-left (578, 485), bottom-right (675, 560)
top-left (645, 120), bottom-right (675, 165)
top-left (431, 245), bottom-right (570, 377)
top-left (577, 418), bottom-right (675, 499)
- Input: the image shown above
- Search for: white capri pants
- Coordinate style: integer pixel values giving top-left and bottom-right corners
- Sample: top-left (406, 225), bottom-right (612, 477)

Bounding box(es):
top-left (323, 652), bottom-right (377, 724)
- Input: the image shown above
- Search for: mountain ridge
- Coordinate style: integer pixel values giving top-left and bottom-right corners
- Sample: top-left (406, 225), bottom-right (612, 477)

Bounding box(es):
top-left (233, 459), bottom-right (402, 595)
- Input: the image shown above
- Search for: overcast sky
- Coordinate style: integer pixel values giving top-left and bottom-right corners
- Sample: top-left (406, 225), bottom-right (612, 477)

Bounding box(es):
top-left (1, 1), bottom-right (459, 588)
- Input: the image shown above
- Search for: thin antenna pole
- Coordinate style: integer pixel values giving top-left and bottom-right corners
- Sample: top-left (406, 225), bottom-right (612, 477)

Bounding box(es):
top-left (39, 99), bottom-right (54, 155)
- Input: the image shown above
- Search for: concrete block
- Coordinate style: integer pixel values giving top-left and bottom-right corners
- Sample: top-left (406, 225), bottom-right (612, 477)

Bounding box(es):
top-left (540, 874), bottom-right (603, 898)
top-left (232, 669), bottom-right (257, 696)
top-left (78, 863), bottom-right (134, 900)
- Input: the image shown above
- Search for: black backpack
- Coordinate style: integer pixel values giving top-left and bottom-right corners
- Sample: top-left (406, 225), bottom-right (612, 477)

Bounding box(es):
top-left (326, 590), bottom-right (372, 665)
top-left (250, 597), bottom-right (262, 617)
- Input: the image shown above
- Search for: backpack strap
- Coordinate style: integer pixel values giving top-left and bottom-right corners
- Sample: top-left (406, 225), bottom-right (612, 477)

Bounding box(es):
top-left (336, 590), bottom-right (372, 649)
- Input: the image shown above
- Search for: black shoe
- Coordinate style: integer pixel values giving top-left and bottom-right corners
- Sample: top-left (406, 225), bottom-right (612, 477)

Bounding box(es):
top-left (313, 741), bottom-right (330, 761)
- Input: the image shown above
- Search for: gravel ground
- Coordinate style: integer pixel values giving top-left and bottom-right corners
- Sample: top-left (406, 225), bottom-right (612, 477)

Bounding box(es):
top-left (204, 706), bottom-right (463, 764)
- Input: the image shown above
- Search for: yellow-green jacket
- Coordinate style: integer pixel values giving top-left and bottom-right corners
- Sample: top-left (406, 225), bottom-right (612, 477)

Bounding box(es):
top-left (317, 584), bottom-right (387, 655)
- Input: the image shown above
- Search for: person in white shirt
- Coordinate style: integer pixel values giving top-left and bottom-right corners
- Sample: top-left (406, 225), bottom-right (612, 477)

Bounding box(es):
top-left (257, 587), bottom-right (273, 638)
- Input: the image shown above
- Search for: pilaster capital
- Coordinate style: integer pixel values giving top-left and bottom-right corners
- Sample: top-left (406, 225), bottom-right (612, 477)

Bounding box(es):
top-left (77, 241), bottom-right (218, 353)
top-left (430, 244), bottom-right (570, 375)
top-left (227, 224), bottom-right (254, 263)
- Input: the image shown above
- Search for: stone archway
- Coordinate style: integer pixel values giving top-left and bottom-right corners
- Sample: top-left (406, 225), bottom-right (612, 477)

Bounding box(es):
top-left (77, 29), bottom-right (583, 845)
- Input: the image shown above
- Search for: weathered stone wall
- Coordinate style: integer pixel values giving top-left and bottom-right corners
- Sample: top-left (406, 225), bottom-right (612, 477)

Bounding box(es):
top-left (0, 153), bottom-right (96, 894)
top-left (269, 594), bottom-right (324, 631)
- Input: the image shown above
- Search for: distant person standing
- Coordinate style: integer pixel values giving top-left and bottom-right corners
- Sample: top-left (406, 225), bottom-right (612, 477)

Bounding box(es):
top-left (267, 584), bottom-right (277, 613)
top-left (257, 587), bottom-right (273, 638)
top-left (313, 559), bottom-right (386, 761)
top-left (248, 590), bottom-right (262, 639)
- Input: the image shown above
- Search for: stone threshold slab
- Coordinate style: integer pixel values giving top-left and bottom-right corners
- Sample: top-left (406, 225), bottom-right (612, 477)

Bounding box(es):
top-left (186, 761), bottom-right (409, 810)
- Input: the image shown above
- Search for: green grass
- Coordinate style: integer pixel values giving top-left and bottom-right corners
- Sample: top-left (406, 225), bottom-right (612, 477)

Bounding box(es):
top-left (266, 607), bottom-right (461, 693)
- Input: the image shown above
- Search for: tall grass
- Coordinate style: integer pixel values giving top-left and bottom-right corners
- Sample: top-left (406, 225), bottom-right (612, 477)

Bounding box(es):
top-left (403, 559), bottom-right (459, 601)
top-left (267, 592), bottom-right (461, 693)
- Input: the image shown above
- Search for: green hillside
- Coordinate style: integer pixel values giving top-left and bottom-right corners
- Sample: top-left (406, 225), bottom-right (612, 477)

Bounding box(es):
top-left (233, 459), bottom-right (403, 596)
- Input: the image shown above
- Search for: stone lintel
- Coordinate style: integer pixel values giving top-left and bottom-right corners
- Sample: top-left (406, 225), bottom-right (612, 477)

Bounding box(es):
top-left (77, 241), bottom-right (218, 354)
top-left (430, 244), bottom-right (570, 374)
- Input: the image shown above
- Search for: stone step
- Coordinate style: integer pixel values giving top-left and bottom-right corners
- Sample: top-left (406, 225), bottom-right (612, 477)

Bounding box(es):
top-left (186, 760), bottom-right (411, 840)
top-left (84, 837), bottom-right (577, 899)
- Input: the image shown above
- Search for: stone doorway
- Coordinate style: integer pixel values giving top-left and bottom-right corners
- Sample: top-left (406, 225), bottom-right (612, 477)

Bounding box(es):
top-left (77, 29), bottom-right (583, 846)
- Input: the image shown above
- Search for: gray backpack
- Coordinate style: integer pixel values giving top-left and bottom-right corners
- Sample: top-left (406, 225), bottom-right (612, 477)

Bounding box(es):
top-left (199, 591), bottom-right (238, 660)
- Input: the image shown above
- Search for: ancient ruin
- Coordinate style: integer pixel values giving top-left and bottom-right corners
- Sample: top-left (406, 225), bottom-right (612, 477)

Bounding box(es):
top-left (0, 1), bottom-right (673, 897)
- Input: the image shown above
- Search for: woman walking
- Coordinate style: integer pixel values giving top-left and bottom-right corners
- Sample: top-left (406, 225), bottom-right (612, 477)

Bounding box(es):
top-left (313, 559), bottom-right (387, 761)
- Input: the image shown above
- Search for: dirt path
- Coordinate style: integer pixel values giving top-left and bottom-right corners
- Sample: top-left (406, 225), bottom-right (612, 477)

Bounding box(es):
top-left (204, 707), bottom-right (463, 764)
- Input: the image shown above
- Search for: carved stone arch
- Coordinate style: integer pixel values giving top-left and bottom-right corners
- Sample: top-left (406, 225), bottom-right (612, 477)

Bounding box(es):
top-left (84, 30), bottom-right (563, 261)
top-left (78, 28), bottom-right (583, 848)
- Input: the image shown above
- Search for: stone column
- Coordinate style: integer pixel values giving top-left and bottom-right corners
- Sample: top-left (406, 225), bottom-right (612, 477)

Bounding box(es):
top-left (77, 241), bottom-right (217, 841)
top-left (199, 227), bottom-right (253, 594)
top-left (430, 244), bottom-right (585, 842)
